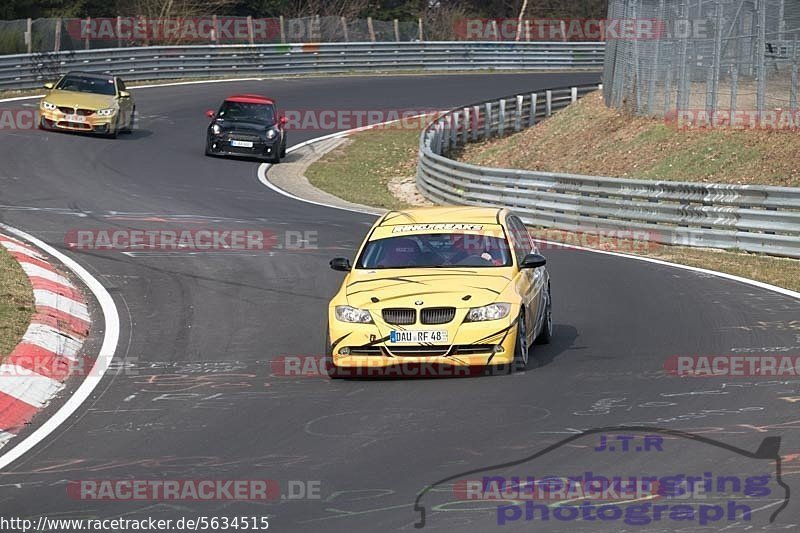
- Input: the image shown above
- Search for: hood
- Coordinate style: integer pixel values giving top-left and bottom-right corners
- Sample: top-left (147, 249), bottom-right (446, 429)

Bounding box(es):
top-left (44, 90), bottom-right (116, 109)
top-left (216, 119), bottom-right (274, 134)
top-left (345, 268), bottom-right (513, 309)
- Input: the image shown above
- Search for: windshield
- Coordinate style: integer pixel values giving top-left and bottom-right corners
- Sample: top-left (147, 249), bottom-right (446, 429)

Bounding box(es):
top-left (55, 75), bottom-right (116, 96)
top-left (356, 233), bottom-right (512, 269)
top-left (217, 101), bottom-right (275, 124)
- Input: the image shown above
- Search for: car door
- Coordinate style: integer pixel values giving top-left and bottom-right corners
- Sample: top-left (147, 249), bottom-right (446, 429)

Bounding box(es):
top-left (507, 215), bottom-right (543, 343)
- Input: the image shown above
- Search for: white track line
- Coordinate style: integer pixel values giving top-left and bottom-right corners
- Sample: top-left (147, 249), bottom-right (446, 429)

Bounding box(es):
top-left (257, 127), bottom-right (800, 303)
top-left (0, 223), bottom-right (120, 471)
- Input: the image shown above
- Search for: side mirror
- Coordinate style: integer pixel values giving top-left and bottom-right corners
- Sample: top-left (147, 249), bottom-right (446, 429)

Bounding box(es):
top-left (119, 90), bottom-right (131, 98)
top-left (329, 257), bottom-right (352, 272)
top-left (43, 82), bottom-right (54, 90)
top-left (520, 253), bottom-right (546, 269)
top-left (205, 110), bottom-right (216, 119)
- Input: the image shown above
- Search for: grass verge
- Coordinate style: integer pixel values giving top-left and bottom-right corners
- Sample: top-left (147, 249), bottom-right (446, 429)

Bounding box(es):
top-left (457, 91), bottom-right (800, 187)
top-left (303, 119), bottom-right (800, 292)
top-left (0, 244), bottom-right (34, 360)
top-left (305, 127), bottom-right (421, 210)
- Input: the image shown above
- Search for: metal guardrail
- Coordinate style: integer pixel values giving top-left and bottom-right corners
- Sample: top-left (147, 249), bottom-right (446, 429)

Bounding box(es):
top-left (417, 85), bottom-right (800, 259)
top-left (0, 41), bottom-right (605, 91)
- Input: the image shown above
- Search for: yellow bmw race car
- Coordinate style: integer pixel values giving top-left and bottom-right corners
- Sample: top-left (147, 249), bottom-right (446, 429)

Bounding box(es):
top-left (327, 206), bottom-right (552, 377)
top-left (39, 71), bottom-right (135, 138)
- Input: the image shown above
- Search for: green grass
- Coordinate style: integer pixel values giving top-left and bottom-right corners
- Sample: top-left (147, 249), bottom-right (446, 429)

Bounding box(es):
top-left (0, 244), bottom-right (34, 360)
top-left (305, 127), bottom-right (422, 210)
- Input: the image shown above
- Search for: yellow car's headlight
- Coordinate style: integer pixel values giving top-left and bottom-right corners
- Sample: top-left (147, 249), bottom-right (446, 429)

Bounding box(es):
top-left (42, 101), bottom-right (57, 110)
top-left (335, 305), bottom-right (374, 324)
top-left (97, 108), bottom-right (117, 117)
top-left (465, 303), bottom-right (511, 322)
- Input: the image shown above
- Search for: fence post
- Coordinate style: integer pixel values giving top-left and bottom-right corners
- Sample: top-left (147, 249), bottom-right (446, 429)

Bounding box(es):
top-left (26, 18), bottom-right (32, 54)
top-left (418, 18), bottom-right (423, 41)
top-left (314, 14), bottom-right (321, 41)
top-left (490, 20), bottom-right (499, 41)
top-left (514, 95), bottom-right (523, 131)
top-left (280, 16), bottom-right (285, 43)
top-left (140, 15), bottom-right (148, 46)
top-left (462, 107), bottom-right (470, 143)
top-left (545, 90), bottom-right (552, 117)
top-left (498, 99), bottom-right (506, 136)
top-left (450, 111), bottom-right (459, 150)
top-left (709, 0), bottom-right (723, 115)
top-left (529, 93), bottom-right (537, 127)
top-left (367, 17), bottom-right (376, 42)
top-left (571, 87), bottom-right (578, 103)
top-left (53, 18), bottom-right (61, 52)
top-left (756, 0), bottom-right (766, 115)
top-left (247, 16), bottom-right (254, 45)
top-left (791, 64), bottom-right (798, 111)
top-left (84, 17), bottom-right (90, 49)
top-left (341, 17), bottom-right (349, 41)
top-left (394, 19), bottom-right (400, 42)
top-left (730, 65), bottom-right (738, 116)
top-left (116, 16), bottom-right (121, 48)
top-left (472, 105), bottom-right (480, 141)
top-left (484, 102), bottom-right (492, 138)
top-left (212, 15), bottom-right (218, 44)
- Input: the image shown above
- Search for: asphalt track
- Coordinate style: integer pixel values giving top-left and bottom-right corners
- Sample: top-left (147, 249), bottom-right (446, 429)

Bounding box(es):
top-left (1, 72), bottom-right (799, 532)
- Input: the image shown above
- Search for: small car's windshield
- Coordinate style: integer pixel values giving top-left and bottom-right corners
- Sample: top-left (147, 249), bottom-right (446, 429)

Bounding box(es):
top-left (217, 102), bottom-right (275, 124)
top-left (55, 75), bottom-right (117, 96)
top-left (357, 233), bottom-right (512, 269)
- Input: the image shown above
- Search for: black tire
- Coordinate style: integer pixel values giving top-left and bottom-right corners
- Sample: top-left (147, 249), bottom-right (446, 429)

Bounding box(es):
top-left (39, 117), bottom-right (49, 131)
top-left (280, 138), bottom-right (287, 157)
top-left (512, 312), bottom-right (529, 372)
top-left (122, 108), bottom-right (135, 134)
top-left (534, 286), bottom-right (553, 345)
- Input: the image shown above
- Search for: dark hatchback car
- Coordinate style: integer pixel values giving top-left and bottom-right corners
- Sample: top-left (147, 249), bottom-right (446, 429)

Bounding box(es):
top-left (205, 95), bottom-right (287, 163)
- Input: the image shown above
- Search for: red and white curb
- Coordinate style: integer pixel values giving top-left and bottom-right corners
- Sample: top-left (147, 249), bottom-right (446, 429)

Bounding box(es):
top-left (0, 233), bottom-right (91, 450)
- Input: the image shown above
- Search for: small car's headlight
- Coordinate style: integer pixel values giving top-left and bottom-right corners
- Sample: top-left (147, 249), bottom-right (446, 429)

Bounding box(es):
top-left (266, 127), bottom-right (279, 140)
top-left (211, 124), bottom-right (222, 135)
top-left (465, 303), bottom-right (512, 322)
top-left (41, 101), bottom-right (57, 111)
top-left (335, 305), bottom-right (374, 324)
top-left (97, 108), bottom-right (116, 117)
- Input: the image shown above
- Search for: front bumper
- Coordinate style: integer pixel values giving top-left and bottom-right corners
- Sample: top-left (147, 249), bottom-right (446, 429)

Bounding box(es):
top-left (327, 312), bottom-right (519, 374)
top-left (207, 134), bottom-right (280, 160)
top-left (40, 109), bottom-right (116, 134)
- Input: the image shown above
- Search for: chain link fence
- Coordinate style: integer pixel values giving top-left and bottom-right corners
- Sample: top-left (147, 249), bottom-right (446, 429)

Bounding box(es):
top-left (0, 16), bottom-right (437, 55)
top-left (604, 0), bottom-right (800, 118)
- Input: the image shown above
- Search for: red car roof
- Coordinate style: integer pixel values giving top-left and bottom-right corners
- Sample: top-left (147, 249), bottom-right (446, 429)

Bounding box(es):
top-left (224, 94), bottom-right (275, 104)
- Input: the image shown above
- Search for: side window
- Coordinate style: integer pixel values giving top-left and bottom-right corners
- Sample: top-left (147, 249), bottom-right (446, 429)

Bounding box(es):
top-left (507, 216), bottom-right (530, 265)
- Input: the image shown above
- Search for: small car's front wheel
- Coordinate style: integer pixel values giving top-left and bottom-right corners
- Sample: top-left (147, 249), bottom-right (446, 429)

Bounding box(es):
top-left (534, 286), bottom-right (552, 345)
top-left (513, 313), bottom-right (529, 372)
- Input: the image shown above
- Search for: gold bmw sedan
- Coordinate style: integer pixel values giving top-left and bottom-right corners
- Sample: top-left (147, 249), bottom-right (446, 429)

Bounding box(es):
top-left (39, 71), bottom-right (135, 138)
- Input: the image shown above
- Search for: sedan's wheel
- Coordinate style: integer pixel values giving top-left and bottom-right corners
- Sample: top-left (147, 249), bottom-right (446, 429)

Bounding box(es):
top-left (122, 107), bottom-right (135, 134)
top-left (534, 287), bottom-right (553, 345)
top-left (107, 118), bottom-right (119, 139)
top-left (280, 139), bottom-right (287, 157)
top-left (513, 313), bottom-right (529, 372)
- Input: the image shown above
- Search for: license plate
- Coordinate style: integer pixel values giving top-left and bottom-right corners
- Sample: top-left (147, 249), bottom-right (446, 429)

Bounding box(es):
top-left (390, 330), bottom-right (448, 344)
top-left (230, 140), bottom-right (253, 148)
top-left (63, 114), bottom-right (85, 123)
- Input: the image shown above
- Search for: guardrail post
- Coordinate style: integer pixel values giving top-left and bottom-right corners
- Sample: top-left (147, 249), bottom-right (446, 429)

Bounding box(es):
top-left (472, 105), bottom-right (480, 141)
top-left (341, 17), bottom-right (349, 41)
top-left (116, 16), bottom-right (122, 48)
top-left (367, 17), bottom-right (376, 42)
top-left (545, 90), bottom-right (552, 117)
top-left (53, 18), bottom-right (61, 52)
top-left (484, 102), bottom-right (492, 139)
top-left (437, 122), bottom-right (446, 154)
top-left (571, 87), bottom-right (578, 103)
top-left (140, 15), bottom-right (148, 46)
top-left (498, 99), bottom-right (506, 136)
top-left (314, 15), bottom-right (321, 41)
top-left (394, 19), bottom-right (400, 42)
top-left (212, 15), bottom-right (218, 44)
top-left (247, 16), bottom-right (254, 45)
top-left (280, 16), bottom-right (286, 43)
top-left (450, 111), bottom-right (460, 150)
top-left (514, 95), bottom-right (523, 131)
top-left (418, 18), bottom-right (423, 41)
top-left (529, 93), bottom-right (537, 127)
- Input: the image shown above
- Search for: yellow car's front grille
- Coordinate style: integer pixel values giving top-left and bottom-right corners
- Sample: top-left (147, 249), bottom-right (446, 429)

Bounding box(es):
top-left (420, 307), bottom-right (456, 324)
top-left (382, 308), bottom-right (415, 325)
top-left (56, 107), bottom-right (95, 116)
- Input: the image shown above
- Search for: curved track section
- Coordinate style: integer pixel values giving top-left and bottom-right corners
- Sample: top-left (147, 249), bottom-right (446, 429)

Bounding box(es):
top-left (1, 73), bottom-right (799, 531)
